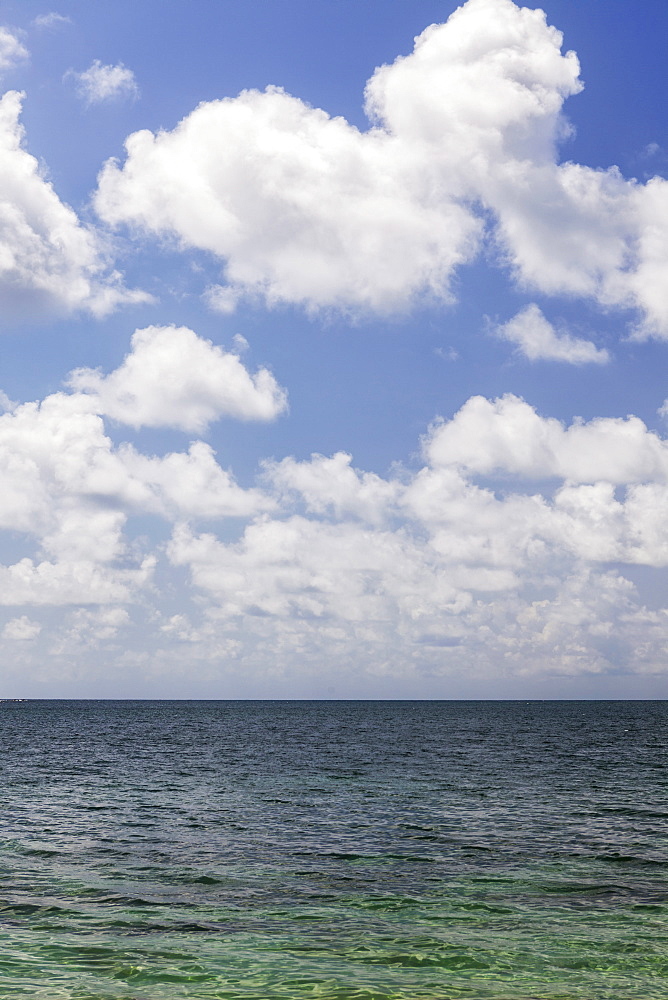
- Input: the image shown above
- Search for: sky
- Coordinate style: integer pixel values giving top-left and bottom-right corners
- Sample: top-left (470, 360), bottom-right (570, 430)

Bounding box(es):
top-left (0, 0), bottom-right (667, 699)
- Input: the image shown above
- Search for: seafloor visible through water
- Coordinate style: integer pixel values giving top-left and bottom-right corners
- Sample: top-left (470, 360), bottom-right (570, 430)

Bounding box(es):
top-left (0, 699), bottom-right (666, 999)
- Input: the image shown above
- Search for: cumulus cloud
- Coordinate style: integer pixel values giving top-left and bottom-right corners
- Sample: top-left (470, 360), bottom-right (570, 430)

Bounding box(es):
top-left (93, 0), bottom-right (668, 334)
top-left (69, 60), bottom-right (138, 105)
top-left (0, 90), bottom-right (149, 320)
top-left (123, 442), bottom-right (275, 519)
top-left (96, 85), bottom-right (478, 314)
top-left (67, 324), bottom-right (288, 431)
top-left (265, 451), bottom-right (399, 523)
top-left (0, 28), bottom-right (27, 76)
top-left (425, 394), bottom-right (668, 483)
top-left (495, 304), bottom-right (609, 364)
top-left (365, 0), bottom-right (668, 335)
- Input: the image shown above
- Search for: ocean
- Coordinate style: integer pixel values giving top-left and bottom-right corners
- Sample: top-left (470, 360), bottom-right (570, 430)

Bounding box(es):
top-left (0, 700), bottom-right (666, 999)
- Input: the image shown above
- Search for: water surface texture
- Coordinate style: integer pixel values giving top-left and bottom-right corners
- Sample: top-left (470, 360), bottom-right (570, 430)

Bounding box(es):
top-left (0, 700), bottom-right (666, 999)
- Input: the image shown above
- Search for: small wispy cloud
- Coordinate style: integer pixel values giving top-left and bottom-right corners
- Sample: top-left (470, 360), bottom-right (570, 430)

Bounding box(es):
top-left (0, 26), bottom-right (28, 76)
top-left (67, 59), bottom-right (139, 106)
top-left (32, 12), bottom-right (72, 29)
top-left (434, 346), bottom-right (459, 362)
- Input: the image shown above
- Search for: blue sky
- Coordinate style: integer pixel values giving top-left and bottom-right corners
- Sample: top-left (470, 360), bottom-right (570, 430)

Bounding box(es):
top-left (0, 0), bottom-right (667, 698)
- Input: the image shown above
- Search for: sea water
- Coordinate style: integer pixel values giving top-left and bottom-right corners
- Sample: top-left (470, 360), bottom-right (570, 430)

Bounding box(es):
top-left (0, 700), bottom-right (666, 999)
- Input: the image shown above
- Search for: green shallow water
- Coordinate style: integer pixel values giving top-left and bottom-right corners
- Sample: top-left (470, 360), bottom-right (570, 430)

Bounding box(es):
top-left (0, 700), bottom-right (666, 998)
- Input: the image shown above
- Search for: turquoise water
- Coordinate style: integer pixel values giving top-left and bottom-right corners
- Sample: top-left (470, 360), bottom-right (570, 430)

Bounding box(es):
top-left (0, 700), bottom-right (666, 998)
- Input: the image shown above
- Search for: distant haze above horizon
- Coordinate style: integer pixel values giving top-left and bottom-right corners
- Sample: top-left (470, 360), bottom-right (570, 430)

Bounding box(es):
top-left (0, 0), bottom-right (667, 699)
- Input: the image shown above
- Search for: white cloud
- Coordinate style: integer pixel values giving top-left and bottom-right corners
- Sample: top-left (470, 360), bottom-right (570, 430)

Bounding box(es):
top-left (265, 451), bottom-right (399, 523)
top-left (495, 304), bottom-right (609, 364)
top-left (123, 441), bottom-right (275, 519)
top-left (0, 557), bottom-right (154, 607)
top-left (231, 333), bottom-right (249, 355)
top-left (94, 85), bottom-right (480, 314)
top-left (204, 284), bottom-right (241, 315)
top-left (167, 516), bottom-right (467, 623)
top-left (32, 13), bottom-right (71, 30)
top-left (0, 90), bottom-right (149, 320)
top-left (69, 60), bottom-right (138, 105)
top-left (0, 28), bottom-right (27, 76)
top-left (364, 0), bottom-right (668, 335)
top-left (3, 615), bottom-right (41, 641)
top-left (425, 394), bottom-right (668, 483)
top-left (92, 0), bottom-right (668, 334)
top-left (68, 324), bottom-right (288, 431)
top-left (51, 607), bottom-right (130, 654)
top-left (0, 389), bottom-right (154, 604)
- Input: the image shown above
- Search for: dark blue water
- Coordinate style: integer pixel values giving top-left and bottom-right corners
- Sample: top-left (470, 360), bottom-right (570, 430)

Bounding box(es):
top-left (0, 700), bottom-right (666, 998)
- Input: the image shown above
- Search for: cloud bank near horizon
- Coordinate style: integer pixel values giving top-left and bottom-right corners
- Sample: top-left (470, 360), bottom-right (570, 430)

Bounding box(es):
top-left (1, 323), bottom-right (667, 690)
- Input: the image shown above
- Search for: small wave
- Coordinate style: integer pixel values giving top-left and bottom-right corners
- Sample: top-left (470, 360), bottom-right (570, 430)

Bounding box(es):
top-left (537, 881), bottom-right (633, 896)
top-left (355, 950), bottom-right (488, 970)
top-left (593, 853), bottom-right (667, 867)
top-left (0, 899), bottom-right (80, 917)
top-left (87, 894), bottom-right (171, 908)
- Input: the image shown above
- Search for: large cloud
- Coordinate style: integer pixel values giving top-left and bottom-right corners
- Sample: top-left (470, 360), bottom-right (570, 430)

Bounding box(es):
top-left (95, 86), bottom-right (479, 314)
top-left (94, 0), bottom-right (668, 335)
top-left (0, 90), bottom-right (148, 321)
